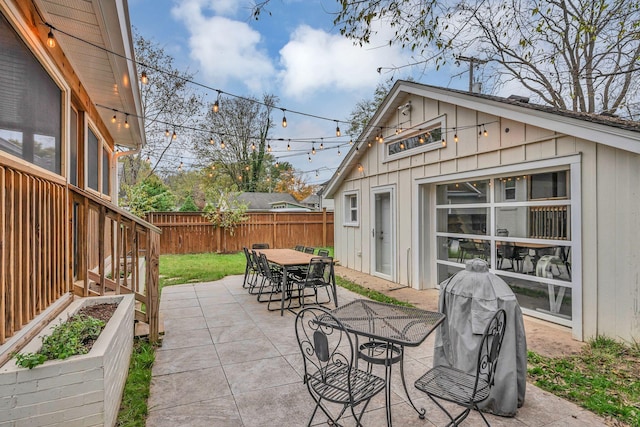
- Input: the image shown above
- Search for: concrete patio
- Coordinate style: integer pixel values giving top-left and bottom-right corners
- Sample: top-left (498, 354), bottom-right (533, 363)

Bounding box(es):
top-left (146, 274), bottom-right (609, 427)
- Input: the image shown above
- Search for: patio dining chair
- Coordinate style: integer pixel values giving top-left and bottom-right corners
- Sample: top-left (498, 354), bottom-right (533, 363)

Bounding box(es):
top-left (317, 249), bottom-right (330, 257)
top-left (252, 243), bottom-right (270, 249)
top-left (294, 245), bottom-right (305, 252)
top-left (288, 257), bottom-right (338, 309)
top-left (303, 246), bottom-right (315, 254)
top-left (254, 252), bottom-right (280, 301)
top-left (414, 309), bottom-right (507, 426)
top-left (295, 307), bottom-right (386, 426)
top-left (242, 247), bottom-right (259, 289)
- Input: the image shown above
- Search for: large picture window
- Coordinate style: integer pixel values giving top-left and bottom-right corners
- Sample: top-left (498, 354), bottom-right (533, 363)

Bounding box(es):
top-left (434, 168), bottom-right (573, 325)
top-left (0, 13), bottom-right (62, 174)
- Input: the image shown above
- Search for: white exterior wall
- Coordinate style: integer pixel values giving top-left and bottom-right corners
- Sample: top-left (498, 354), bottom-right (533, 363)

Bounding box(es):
top-left (331, 85), bottom-right (640, 342)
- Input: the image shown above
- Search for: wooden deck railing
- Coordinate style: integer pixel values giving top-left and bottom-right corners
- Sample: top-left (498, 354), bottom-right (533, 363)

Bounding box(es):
top-left (1, 165), bottom-right (68, 346)
top-left (69, 186), bottom-right (161, 342)
top-left (529, 205), bottom-right (569, 240)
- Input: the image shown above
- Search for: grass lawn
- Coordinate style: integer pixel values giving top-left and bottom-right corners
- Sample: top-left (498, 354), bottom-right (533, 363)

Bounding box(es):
top-left (120, 251), bottom-right (640, 427)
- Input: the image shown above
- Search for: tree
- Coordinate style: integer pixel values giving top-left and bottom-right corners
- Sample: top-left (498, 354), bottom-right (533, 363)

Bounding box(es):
top-left (347, 79), bottom-right (408, 137)
top-left (274, 168), bottom-right (318, 201)
top-left (202, 191), bottom-right (249, 237)
top-left (178, 194), bottom-right (199, 212)
top-left (122, 175), bottom-right (176, 217)
top-left (334, 0), bottom-right (640, 117)
top-left (195, 94), bottom-right (280, 191)
top-left (120, 31), bottom-right (204, 188)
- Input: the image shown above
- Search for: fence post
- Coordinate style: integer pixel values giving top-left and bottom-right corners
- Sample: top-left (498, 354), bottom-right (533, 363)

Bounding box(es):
top-left (322, 208), bottom-right (327, 247)
top-left (272, 212), bottom-right (277, 248)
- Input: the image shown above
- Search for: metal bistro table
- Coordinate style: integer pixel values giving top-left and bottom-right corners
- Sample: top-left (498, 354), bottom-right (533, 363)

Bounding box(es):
top-left (329, 299), bottom-right (445, 426)
top-left (258, 249), bottom-right (330, 316)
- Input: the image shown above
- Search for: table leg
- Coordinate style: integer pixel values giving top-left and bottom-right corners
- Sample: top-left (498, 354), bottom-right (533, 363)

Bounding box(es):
top-left (399, 348), bottom-right (426, 419)
top-left (384, 345), bottom-right (393, 427)
top-left (280, 265), bottom-right (287, 316)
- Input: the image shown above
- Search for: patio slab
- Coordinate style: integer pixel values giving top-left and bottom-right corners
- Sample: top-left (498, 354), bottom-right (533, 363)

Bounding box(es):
top-left (147, 273), bottom-right (609, 427)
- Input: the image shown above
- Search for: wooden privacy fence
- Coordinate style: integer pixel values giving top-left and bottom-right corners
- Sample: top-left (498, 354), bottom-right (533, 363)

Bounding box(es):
top-left (147, 210), bottom-right (334, 254)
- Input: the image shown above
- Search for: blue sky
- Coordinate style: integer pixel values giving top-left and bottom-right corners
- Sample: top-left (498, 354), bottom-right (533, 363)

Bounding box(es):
top-left (128, 0), bottom-right (470, 185)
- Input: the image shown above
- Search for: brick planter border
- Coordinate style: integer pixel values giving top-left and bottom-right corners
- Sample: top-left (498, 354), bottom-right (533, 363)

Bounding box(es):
top-left (0, 295), bottom-right (135, 427)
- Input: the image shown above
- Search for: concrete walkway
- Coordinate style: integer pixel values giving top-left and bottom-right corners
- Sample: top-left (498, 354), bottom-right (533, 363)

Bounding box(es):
top-left (146, 274), bottom-right (609, 427)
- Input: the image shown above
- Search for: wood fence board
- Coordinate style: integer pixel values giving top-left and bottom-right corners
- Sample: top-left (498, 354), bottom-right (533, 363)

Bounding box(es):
top-left (147, 211), bottom-right (334, 254)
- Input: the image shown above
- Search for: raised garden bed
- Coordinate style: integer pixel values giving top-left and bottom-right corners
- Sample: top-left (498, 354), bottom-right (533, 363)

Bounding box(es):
top-left (0, 295), bottom-right (134, 427)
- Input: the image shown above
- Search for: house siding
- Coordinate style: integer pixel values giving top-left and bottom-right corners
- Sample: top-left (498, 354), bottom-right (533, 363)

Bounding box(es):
top-left (331, 83), bottom-right (640, 342)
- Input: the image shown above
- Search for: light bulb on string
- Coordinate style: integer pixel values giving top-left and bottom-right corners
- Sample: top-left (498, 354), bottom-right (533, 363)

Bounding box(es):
top-left (245, 165), bottom-right (250, 171)
top-left (335, 121), bottom-right (341, 137)
top-left (124, 114), bottom-right (130, 129)
top-left (349, 138), bottom-right (353, 145)
top-left (220, 140), bottom-right (225, 149)
top-left (111, 115), bottom-right (116, 124)
top-left (275, 161), bottom-right (279, 168)
top-left (483, 125), bottom-right (488, 137)
top-left (213, 100), bottom-right (219, 113)
top-left (165, 129), bottom-right (169, 137)
top-left (442, 138), bottom-right (447, 147)
top-left (454, 129), bottom-right (459, 143)
top-left (367, 141), bottom-right (372, 148)
top-left (46, 29), bottom-right (56, 48)
top-left (251, 142), bottom-right (256, 151)
top-left (308, 153), bottom-right (312, 162)
top-left (267, 144), bottom-right (272, 152)
top-left (315, 170), bottom-right (319, 178)
top-left (178, 161), bottom-right (183, 171)
top-left (320, 138), bottom-right (324, 150)
top-left (337, 148), bottom-right (341, 156)
top-left (172, 130), bottom-right (177, 140)
top-left (211, 165), bottom-right (216, 170)
top-left (418, 134), bottom-right (424, 144)
top-left (311, 143), bottom-right (316, 155)
top-left (145, 155), bottom-right (151, 163)
top-left (400, 142), bottom-right (405, 150)
top-left (287, 142), bottom-right (291, 151)
top-left (209, 137), bottom-right (214, 145)
top-left (281, 109), bottom-right (287, 128)
top-left (140, 71), bottom-right (148, 85)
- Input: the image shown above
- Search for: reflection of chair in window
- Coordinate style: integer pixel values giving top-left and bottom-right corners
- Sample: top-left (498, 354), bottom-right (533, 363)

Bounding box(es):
top-left (497, 243), bottom-right (523, 271)
top-left (414, 309), bottom-right (507, 426)
top-left (458, 240), bottom-right (490, 263)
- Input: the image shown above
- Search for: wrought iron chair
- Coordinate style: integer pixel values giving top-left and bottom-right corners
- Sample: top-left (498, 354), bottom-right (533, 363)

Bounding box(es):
top-left (295, 307), bottom-right (386, 426)
top-left (294, 245), bottom-right (305, 251)
top-left (317, 249), bottom-right (330, 257)
top-left (303, 246), bottom-right (315, 254)
top-left (242, 247), bottom-right (259, 289)
top-left (288, 257), bottom-right (338, 309)
top-left (414, 309), bottom-right (507, 426)
top-left (252, 242), bottom-right (270, 249)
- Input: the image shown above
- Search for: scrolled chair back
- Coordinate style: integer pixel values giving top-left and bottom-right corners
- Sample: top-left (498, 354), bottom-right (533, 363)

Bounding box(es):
top-left (295, 307), bottom-right (353, 383)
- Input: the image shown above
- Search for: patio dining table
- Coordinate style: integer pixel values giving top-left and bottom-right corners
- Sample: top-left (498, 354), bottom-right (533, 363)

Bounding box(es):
top-left (328, 299), bottom-right (445, 427)
top-left (257, 248), bottom-right (323, 316)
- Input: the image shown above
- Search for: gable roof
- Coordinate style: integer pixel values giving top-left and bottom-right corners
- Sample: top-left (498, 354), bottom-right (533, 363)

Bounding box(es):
top-left (325, 80), bottom-right (640, 198)
top-left (237, 192), bottom-right (302, 211)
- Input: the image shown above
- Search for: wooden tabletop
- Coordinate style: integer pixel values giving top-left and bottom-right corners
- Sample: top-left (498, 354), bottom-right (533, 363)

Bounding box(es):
top-left (257, 248), bottom-right (316, 267)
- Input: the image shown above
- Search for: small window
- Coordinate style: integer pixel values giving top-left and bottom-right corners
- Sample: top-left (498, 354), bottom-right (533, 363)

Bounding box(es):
top-left (343, 191), bottom-right (359, 226)
top-left (504, 179), bottom-right (516, 200)
top-left (87, 123), bottom-right (111, 198)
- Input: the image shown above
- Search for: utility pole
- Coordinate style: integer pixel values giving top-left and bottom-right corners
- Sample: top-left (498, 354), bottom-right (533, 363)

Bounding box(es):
top-left (456, 56), bottom-right (488, 93)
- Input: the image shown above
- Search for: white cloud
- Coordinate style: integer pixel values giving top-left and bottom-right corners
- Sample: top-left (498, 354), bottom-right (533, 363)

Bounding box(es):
top-left (171, 1), bottom-right (275, 92)
top-left (278, 24), bottom-right (411, 98)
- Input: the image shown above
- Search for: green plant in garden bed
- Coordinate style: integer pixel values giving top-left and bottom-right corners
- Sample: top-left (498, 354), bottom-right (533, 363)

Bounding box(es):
top-left (14, 314), bottom-right (105, 369)
top-left (528, 336), bottom-right (640, 426)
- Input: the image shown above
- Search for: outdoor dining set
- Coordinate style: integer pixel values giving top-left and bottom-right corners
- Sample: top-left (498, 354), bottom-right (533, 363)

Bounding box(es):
top-left (241, 246), bottom-right (521, 427)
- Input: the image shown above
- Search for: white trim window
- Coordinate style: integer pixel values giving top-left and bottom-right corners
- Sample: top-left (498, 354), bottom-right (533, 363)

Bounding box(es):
top-left (343, 191), bottom-right (359, 226)
top-left (384, 115), bottom-right (446, 162)
top-left (86, 122), bottom-right (112, 199)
